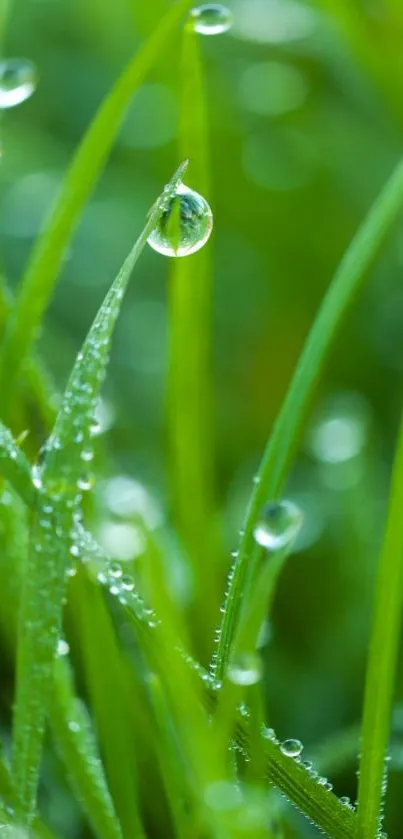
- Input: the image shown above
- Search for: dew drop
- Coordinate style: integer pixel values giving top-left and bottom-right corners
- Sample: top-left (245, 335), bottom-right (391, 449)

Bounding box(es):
top-left (190, 4), bottom-right (232, 35)
top-left (280, 738), bottom-right (303, 758)
top-left (262, 726), bottom-right (277, 742)
top-left (68, 720), bottom-right (80, 733)
top-left (0, 58), bottom-right (37, 108)
top-left (301, 759), bottom-right (313, 770)
top-left (57, 639), bottom-right (70, 657)
top-left (32, 465), bottom-right (43, 490)
top-left (109, 560), bottom-right (123, 578)
top-left (121, 575), bottom-right (135, 592)
top-left (340, 796), bottom-right (353, 808)
top-left (77, 473), bottom-right (94, 491)
top-left (253, 499), bottom-right (302, 550)
top-left (227, 652), bottom-right (262, 686)
top-left (147, 183), bottom-right (213, 258)
top-left (81, 448), bottom-right (94, 462)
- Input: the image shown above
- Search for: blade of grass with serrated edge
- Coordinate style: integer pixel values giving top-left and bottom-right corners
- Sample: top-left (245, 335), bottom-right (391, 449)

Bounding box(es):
top-left (0, 0), bottom-right (194, 415)
top-left (50, 657), bottom-right (124, 839)
top-left (213, 156), bottom-right (403, 681)
top-left (167, 25), bottom-right (217, 622)
top-left (71, 570), bottom-right (145, 839)
top-left (11, 163), bottom-right (187, 824)
top-left (355, 409), bottom-right (403, 838)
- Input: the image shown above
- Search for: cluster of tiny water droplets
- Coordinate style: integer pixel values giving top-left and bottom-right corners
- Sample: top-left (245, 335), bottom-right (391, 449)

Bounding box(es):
top-left (147, 183), bottom-right (213, 257)
top-left (258, 724), bottom-right (357, 805)
top-left (189, 4), bottom-right (233, 35)
top-left (0, 58), bottom-right (37, 108)
top-left (253, 499), bottom-right (302, 550)
top-left (209, 550), bottom-right (238, 679)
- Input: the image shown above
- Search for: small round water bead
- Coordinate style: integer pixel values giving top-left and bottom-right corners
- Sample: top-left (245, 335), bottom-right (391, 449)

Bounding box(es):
top-left (190, 4), bottom-right (233, 35)
top-left (0, 58), bottom-right (37, 108)
top-left (147, 183), bottom-right (213, 257)
top-left (253, 499), bottom-right (302, 550)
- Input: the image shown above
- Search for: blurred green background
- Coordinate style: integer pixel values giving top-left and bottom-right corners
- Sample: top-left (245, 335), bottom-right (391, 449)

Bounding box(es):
top-left (2, 0), bottom-right (403, 836)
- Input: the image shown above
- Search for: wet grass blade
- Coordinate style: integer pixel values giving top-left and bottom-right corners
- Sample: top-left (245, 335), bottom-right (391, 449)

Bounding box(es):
top-left (214, 156), bottom-right (403, 680)
top-left (355, 409), bottom-right (403, 838)
top-left (11, 164), bottom-right (186, 825)
top-left (0, 0), bottom-right (193, 414)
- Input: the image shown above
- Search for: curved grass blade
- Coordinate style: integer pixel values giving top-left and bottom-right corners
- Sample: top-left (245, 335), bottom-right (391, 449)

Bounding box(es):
top-left (355, 410), bottom-right (403, 838)
top-left (0, 0), bottom-right (193, 414)
top-left (50, 658), bottom-right (124, 839)
top-left (214, 156), bottom-right (403, 680)
top-left (11, 163), bottom-right (187, 825)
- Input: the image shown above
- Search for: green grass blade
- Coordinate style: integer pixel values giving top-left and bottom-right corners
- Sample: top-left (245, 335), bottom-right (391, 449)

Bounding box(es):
top-left (11, 164), bottom-right (186, 824)
top-left (0, 421), bottom-right (35, 505)
top-left (261, 736), bottom-right (356, 839)
top-left (50, 658), bottom-right (124, 839)
top-left (168, 25), bottom-right (216, 616)
top-left (214, 156), bottom-right (403, 680)
top-left (0, 0), bottom-right (193, 414)
top-left (355, 410), bottom-right (403, 838)
top-left (71, 572), bottom-right (145, 839)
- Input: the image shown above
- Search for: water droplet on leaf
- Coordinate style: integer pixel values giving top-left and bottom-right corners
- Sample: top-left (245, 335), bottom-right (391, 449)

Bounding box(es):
top-left (280, 738), bottom-right (303, 757)
top-left (57, 639), bottom-right (70, 657)
top-left (147, 183), bottom-right (213, 257)
top-left (0, 58), bottom-right (37, 108)
top-left (228, 652), bottom-right (262, 686)
top-left (109, 561), bottom-right (123, 578)
top-left (253, 500), bottom-right (302, 550)
top-left (190, 4), bottom-right (233, 35)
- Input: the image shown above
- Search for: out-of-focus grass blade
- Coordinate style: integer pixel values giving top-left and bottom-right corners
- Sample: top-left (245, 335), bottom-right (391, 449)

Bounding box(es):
top-left (11, 163), bottom-right (187, 825)
top-left (50, 658), bottom-right (124, 839)
top-left (0, 422), bottom-right (34, 506)
top-left (0, 0), bottom-right (193, 414)
top-left (168, 25), bottom-right (217, 628)
top-left (356, 410), bottom-right (403, 838)
top-left (214, 155), bottom-right (403, 680)
top-left (71, 571), bottom-right (145, 839)
top-left (0, 492), bottom-right (124, 839)
top-left (147, 673), bottom-right (191, 839)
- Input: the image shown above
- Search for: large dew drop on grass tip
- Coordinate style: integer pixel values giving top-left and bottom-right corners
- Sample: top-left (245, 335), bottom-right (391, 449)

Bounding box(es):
top-left (0, 58), bottom-right (37, 108)
top-left (254, 499), bottom-right (302, 550)
top-left (190, 4), bottom-right (233, 35)
top-left (147, 183), bottom-right (213, 257)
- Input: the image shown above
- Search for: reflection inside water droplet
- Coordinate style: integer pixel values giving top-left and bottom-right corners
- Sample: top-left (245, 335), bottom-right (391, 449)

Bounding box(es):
top-left (280, 738), bottom-right (303, 757)
top-left (190, 4), bottom-right (233, 35)
top-left (0, 58), bottom-right (37, 108)
top-left (147, 183), bottom-right (213, 257)
top-left (254, 500), bottom-right (302, 550)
